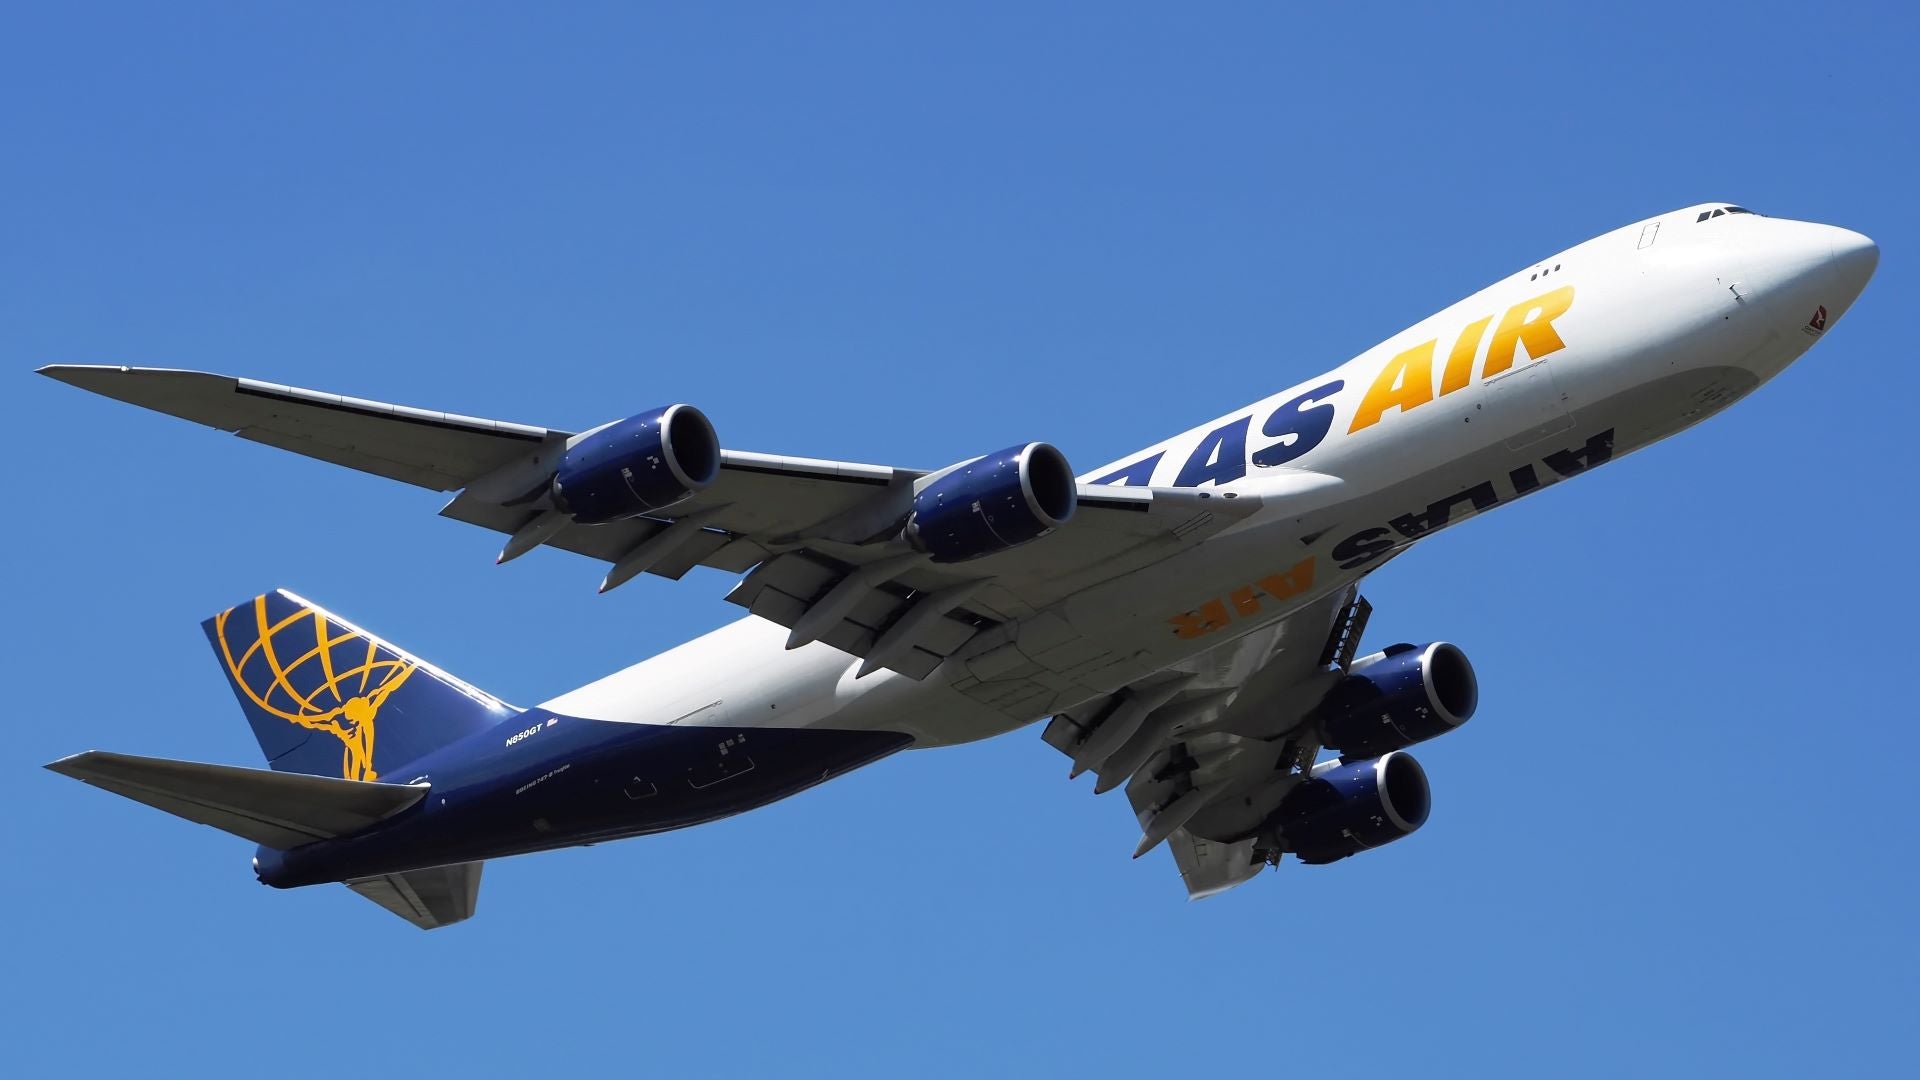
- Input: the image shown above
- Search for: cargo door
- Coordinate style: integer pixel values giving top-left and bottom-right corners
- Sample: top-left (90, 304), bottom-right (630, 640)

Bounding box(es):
top-left (1485, 360), bottom-right (1574, 450)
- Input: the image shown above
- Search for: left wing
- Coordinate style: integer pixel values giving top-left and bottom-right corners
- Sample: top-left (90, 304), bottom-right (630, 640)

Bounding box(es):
top-left (44, 751), bottom-right (428, 849)
top-left (1041, 587), bottom-right (1365, 898)
top-left (44, 366), bottom-right (1342, 682)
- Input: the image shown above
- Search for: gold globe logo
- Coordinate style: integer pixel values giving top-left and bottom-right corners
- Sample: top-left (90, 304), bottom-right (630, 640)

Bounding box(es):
top-left (215, 595), bottom-right (415, 781)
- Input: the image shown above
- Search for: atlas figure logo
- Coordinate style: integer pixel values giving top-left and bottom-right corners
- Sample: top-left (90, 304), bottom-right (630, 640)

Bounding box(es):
top-left (213, 595), bottom-right (416, 781)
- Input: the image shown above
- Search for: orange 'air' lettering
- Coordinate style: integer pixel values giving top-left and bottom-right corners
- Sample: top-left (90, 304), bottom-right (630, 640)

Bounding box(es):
top-left (1439, 315), bottom-right (1491, 397)
top-left (1255, 557), bottom-right (1315, 602)
top-left (1228, 585), bottom-right (1262, 616)
top-left (1166, 557), bottom-right (1320, 640)
top-left (1347, 339), bottom-right (1436, 434)
top-left (1482, 286), bottom-right (1574, 379)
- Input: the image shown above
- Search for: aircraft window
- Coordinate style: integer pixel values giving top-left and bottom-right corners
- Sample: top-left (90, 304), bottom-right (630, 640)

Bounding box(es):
top-left (1696, 206), bottom-right (1758, 223)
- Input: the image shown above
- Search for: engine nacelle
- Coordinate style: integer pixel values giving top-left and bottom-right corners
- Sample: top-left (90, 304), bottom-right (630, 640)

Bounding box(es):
top-left (550, 405), bottom-right (721, 524)
top-left (1318, 642), bottom-right (1477, 757)
top-left (905, 442), bottom-right (1076, 562)
top-left (1275, 751), bottom-right (1431, 864)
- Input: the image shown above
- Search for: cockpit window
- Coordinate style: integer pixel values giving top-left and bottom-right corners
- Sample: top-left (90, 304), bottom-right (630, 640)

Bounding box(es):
top-left (1696, 206), bottom-right (1758, 222)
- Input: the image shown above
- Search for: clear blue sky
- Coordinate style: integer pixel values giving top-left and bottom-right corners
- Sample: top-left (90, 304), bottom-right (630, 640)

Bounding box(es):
top-left (4, 3), bottom-right (1915, 1075)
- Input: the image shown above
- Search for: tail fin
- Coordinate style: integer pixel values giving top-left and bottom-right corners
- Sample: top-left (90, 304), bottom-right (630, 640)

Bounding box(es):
top-left (204, 590), bottom-right (518, 781)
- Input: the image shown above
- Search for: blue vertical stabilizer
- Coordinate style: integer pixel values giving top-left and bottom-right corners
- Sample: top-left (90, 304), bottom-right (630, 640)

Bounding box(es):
top-left (203, 590), bottom-right (519, 781)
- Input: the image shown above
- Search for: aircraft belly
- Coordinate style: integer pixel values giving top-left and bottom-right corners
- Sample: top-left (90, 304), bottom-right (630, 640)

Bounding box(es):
top-left (258, 712), bottom-right (913, 885)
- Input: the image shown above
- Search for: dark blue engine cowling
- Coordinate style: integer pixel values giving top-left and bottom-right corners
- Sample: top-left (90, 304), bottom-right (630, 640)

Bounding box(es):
top-left (1276, 751), bottom-right (1431, 864)
top-left (905, 442), bottom-right (1076, 562)
top-left (550, 405), bottom-right (721, 524)
top-left (1318, 642), bottom-right (1478, 757)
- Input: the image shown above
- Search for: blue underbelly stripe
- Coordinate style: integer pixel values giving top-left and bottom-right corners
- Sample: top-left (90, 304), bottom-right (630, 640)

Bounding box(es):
top-left (254, 715), bottom-right (913, 886)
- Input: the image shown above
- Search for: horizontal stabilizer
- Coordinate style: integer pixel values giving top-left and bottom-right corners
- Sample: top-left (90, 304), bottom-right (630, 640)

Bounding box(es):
top-left (347, 862), bottom-right (483, 930)
top-left (46, 750), bottom-right (427, 849)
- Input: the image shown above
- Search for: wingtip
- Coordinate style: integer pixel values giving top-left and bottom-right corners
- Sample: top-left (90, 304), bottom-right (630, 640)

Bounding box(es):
top-left (36, 364), bottom-right (108, 385)
top-left (37, 364), bottom-right (215, 393)
top-left (35, 364), bottom-right (170, 395)
top-left (44, 751), bottom-right (98, 778)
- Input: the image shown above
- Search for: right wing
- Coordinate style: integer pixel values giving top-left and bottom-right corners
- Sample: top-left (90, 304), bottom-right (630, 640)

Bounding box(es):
top-left (1040, 587), bottom-right (1366, 898)
top-left (44, 366), bottom-right (1346, 683)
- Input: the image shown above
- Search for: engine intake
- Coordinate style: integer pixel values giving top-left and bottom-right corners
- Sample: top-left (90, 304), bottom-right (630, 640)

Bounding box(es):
top-left (1276, 751), bottom-right (1431, 864)
top-left (906, 442), bottom-right (1076, 562)
top-left (1318, 641), bottom-right (1477, 757)
top-left (551, 405), bottom-right (721, 524)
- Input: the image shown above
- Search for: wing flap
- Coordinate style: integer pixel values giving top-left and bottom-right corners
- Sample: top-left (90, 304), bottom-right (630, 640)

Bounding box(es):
top-left (1168, 830), bottom-right (1265, 899)
top-left (438, 497), bottom-right (744, 577)
top-left (1037, 589), bottom-right (1357, 894)
top-left (724, 551), bottom-right (985, 679)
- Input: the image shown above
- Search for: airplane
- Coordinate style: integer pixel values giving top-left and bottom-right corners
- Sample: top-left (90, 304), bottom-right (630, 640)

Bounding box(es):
top-left (42, 203), bottom-right (1876, 928)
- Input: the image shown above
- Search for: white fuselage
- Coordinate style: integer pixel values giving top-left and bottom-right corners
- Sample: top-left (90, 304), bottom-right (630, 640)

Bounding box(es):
top-left (541, 205), bottom-right (1876, 751)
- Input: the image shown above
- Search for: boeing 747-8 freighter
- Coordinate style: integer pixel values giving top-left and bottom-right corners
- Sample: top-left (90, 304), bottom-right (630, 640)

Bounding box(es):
top-left (43, 203), bottom-right (1876, 927)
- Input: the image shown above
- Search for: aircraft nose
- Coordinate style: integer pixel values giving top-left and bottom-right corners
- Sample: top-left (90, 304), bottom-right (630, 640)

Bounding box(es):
top-left (1739, 218), bottom-right (1878, 323)
top-left (1825, 226), bottom-right (1879, 300)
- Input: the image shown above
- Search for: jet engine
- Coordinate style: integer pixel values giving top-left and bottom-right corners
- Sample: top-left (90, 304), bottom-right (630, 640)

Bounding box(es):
top-left (1275, 751), bottom-right (1431, 864)
top-left (905, 442), bottom-right (1077, 562)
top-left (1317, 642), bottom-right (1477, 757)
top-left (551, 405), bottom-right (721, 524)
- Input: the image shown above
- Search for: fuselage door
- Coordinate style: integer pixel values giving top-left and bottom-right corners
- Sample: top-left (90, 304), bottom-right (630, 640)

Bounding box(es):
top-left (1485, 360), bottom-right (1574, 450)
